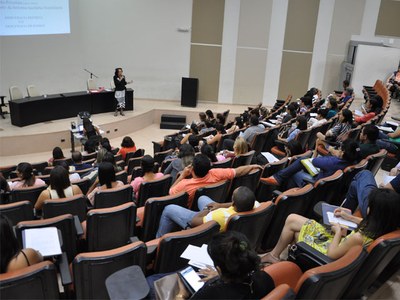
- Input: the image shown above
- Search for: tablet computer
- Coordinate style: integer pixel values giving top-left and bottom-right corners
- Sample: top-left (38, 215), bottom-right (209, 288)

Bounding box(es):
top-left (178, 266), bottom-right (204, 295)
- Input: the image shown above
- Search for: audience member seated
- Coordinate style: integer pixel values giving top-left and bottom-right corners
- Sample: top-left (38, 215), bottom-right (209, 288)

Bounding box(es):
top-left (356, 124), bottom-right (380, 158)
top-left (216, 113), bottom-right (226, 125)
top-left (82, 137), bottom-right (98, 156)
top-left (131, 155), bottom-right (164, 199)
top-left (262, 139), bottom-right (360, 189)
top-left (8, 162), bottom-right (46, 190)
top-left (181, 123), bottom-right (200, 145)
top-left (70, 151), bottom-right (92, 171)
top-left (377, 127), bottom-right (400, 153)
top-left (117, 136), bottom-right (137, 160)
top-left (386, 66), bottom-right (400, 100)
top-left (336, 79), bottom-right (350, 98)
top-left (354, 97), bottom-right (382, 125)
top-left (262, 188), bottom-right (400, 264)
top-left (277, 116), bottom-right (307, 144)
top-left (103, 152), bottom-right (122, 172)
top-left (314, 109), bottom-right (353, 154)
top-left (338, 87), bottom-right (353, 109)
top-left (87, 162), bottom-right (124, 205)
top-left (48, 146), bottom-right (65, 166)
top-left (225, 116), bottom-right (244, 134)
top-left (201, 144), bottom-right (224, 163)
top-left (279, 102), bottom-right (298, 124)
top-left (308, 108), bottom-right (328, 129)
top-left (100, 137), bottom-right (118, 154)
top-left (199, 120), bottom-right (215, 135)
top-left (223, 116), bottom-right (264, 150)
top-left (298, 96), bottom-right (312, 115)
top-left (196, 112), bottom-right (207, 131)
top-left (190, 231), bottom-right (275, 299)
top-left (169, 154), bottom-right (261, 208)
top-left (58, 161), bottom-right (80, 183)
top-left (157, 186), bottom-right (259, 237)
top-left (222, 137), bottom-right (248, 159)
top-left (0, 215), bottom-right (43, 274)
top-left (94, 148), bottom-right (108, 167)
top-left (82, 117), bottom-right (100, 140)
top-left (325, 96), bottom-right (338, 119)
top-left (341, 170), bottom-right (400, 219)
top-left (203, 124), bottom-right (226, 146)
top-left (164, 144), bottom-right (195, 182)
top-left (35, 165), bottom-right (83, 211)
top-left (205, 109), bottom-right (216, 126)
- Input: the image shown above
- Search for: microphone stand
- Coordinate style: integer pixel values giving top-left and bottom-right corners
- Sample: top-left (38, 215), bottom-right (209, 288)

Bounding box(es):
top-left (83, 69), bottom-right (99, 79)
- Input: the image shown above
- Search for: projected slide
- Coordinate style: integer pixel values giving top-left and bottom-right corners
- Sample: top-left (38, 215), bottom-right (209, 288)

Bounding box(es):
top-left (0, 0), bottom-right (70, 36)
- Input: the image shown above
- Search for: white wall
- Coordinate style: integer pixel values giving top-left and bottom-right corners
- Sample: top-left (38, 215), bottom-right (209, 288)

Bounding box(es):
top-left (0, 0), bottom-right (192, 100)
top-left (352, 45), bottom-right (400, 98)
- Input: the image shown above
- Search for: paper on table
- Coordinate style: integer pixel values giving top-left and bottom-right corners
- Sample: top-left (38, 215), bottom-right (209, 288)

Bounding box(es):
top-left (377, 126), bottom-right (394, 133)
top-left (261, 152), bottom-right (279, 163)
top-left (22, 227), bottom-right (62, 257)
top-left (354, 110), bottom-right (363, 116)
top-left (327, 212), bottom-right (357, 229)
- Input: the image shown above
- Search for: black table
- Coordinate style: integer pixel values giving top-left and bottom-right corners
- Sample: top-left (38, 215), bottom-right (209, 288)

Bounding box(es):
top-left (9, 89), bottom-right (134, 127)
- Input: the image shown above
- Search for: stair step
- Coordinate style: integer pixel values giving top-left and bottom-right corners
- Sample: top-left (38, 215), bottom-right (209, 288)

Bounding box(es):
top-left (161, 114), bottom-right (186, 123)
top-left (160, 121), bottom-right (186, 130)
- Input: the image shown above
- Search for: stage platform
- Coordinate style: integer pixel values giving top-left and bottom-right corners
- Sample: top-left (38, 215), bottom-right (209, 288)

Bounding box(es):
top-left (0, 99), bottom-right (248, 160)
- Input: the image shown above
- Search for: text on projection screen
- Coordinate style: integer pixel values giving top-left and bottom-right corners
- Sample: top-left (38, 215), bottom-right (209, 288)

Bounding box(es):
top-left (0, 0), bottom-right (70, 36)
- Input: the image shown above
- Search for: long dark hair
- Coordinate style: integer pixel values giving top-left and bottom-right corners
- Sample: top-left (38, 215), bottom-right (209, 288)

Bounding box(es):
top-left (17, 162), bottom-right (35, 187)
top-left (52, 147), bottom-right (65, 160)
top-left (341, 109), bottom-right (353, 124)
top-left (82, 117), bottom-right (94, 133)
top-left (121, 136), bottom-right (135, 148)
top-left (341, 139), bottom-right (361, 163)
top-left (0, 215), bottom-right (21, 273)
top-left (49, 166), bottom-right (71, 198)
top-left (98, 162), bottom-right (116, 188)
top-left (296, 116), bottom-right (308, 130)
top-left (201, 144), bottom-right (218, 163)
top-left (357, 188), bottom-right (400, 239)
top-left (207, 231), bottom-right (260, 283)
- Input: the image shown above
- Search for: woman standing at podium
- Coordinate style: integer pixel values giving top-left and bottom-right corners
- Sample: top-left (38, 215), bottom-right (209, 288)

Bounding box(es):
top-left (113, 68), bottom-right (132, 116)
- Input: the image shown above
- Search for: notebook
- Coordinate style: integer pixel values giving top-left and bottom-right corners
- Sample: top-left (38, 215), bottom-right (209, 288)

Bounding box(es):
top-left (22, 227), bottom-right (62, 257)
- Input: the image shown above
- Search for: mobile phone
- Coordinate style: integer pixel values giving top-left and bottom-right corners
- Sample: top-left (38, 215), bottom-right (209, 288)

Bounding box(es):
top-left (178, 266), bottom-right (204, 294)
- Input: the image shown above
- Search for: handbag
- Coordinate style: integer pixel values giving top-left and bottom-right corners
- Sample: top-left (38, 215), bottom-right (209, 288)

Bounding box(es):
top-left (154, 273), bottom-right (189, 300)
top-left (287, 242), bottom-right (333, 273)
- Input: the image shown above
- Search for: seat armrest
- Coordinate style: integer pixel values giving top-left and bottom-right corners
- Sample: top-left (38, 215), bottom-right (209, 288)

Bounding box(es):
top-left (129, 236), bottom-right (140, 243)
top-left (263, 261), bottom-right (302, 290)
top-left (73, 215), bottom-right (84, 236)
top-left (57, 252), bottom-right (72, 285)
top-left (303, 177), bottom-right (316, 184)
top-left (287, 242), bottom-right (333, 272)
top-left (275, 139), bottom-right (287, 146)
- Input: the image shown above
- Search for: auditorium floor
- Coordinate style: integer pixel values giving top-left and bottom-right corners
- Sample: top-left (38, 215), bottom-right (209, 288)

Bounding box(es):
top-left (1, 98), bottom-right (400, 299)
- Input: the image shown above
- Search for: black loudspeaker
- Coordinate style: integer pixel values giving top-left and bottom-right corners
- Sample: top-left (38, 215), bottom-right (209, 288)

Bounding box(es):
top-left (181, 77), bottom-right (198, 107)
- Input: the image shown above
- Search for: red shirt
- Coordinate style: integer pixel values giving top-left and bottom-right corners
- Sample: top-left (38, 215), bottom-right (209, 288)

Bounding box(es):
top-left (118, 146), bottom-right (137, 160)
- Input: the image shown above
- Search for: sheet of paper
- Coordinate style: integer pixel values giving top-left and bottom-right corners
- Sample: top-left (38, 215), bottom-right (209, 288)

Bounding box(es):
top-left (261, 152), bottom-right (279, 163)
top-left (377, 126), bottom-right (394, 133)
top-left (386, 121), bottom-right (399, 127)
top-left (23, 227), bottom-right (62, 257)
top-left (354, 110), bottom-right (362, 116)
top-left (383, 174), bottom-right (395, 186)
top-left (181, 244), bottom-right (214, 268)
top-left (327, 212), bottom-right (357, 229)
top-left (310, 113), bottom-right (318, 117)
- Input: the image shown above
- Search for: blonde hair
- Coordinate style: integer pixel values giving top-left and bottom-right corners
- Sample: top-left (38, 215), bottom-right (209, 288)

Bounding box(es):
top-left (233, 137), bottom-right (248, 156)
